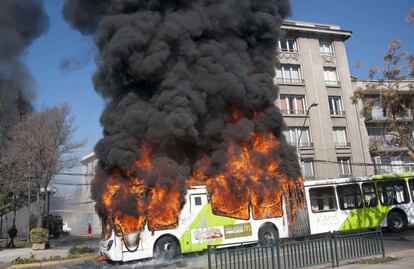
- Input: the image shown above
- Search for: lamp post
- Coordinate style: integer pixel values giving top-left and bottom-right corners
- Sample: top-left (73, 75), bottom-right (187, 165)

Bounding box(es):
top-left (296, 103), bottom-right (319, 167)
top-left (40, 186), bottom-right (56, 231)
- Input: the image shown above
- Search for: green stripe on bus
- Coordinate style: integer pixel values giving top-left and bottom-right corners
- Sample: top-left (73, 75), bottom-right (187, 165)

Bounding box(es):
top-left (179, 204), bottom-right (237, 253)
top-left (372, 172), bottom-right (412, 181)
top-left (339, 205), bottom-right (392, 230)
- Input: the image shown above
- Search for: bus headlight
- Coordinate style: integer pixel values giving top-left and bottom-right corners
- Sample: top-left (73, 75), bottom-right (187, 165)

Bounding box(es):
top-left (107, 240), bottom-right (114, 251)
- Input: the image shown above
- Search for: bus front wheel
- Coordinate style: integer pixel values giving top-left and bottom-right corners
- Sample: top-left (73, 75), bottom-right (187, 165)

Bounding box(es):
top-left (154, 235), bottom-right (180, 260)
top-left (387, 211), bottom-right (407, 233)
top-left (258, 224), bottom-right (279, 245)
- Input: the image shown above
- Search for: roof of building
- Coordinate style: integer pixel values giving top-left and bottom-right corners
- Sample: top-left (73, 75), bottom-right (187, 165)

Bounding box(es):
top-left (282, 20), bottom-right (352, 40)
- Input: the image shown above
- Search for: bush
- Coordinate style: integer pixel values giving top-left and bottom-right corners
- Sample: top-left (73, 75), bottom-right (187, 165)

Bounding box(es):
top-left (12, 253), bottom-right (37, 265)
top-left (30, 228), bottom-right (49, 244)
top-left (68, 246), bottom-right (95, 258)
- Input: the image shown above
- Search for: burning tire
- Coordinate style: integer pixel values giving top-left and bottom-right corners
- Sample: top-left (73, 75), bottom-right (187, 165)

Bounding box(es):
top-left (258, 223), bottom-right (279, 245)
top-left (387, 211), bottom-right (407, 233)
top-left (154, 235), bottom-right (180, 260)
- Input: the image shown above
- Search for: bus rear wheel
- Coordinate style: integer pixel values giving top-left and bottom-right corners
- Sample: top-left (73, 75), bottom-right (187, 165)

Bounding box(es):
top-left (258, 224), bottom-right (279, 245)
top-left (387, 211), bottom-right (407, 233)
top-left (154, 236), bottom-right (180, 260)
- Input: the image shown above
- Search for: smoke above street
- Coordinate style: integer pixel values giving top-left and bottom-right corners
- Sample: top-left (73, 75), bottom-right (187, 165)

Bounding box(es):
top-left (0, 0), bottom-right (49, 125)
top-left (63, 0), bottom-right (304, 235)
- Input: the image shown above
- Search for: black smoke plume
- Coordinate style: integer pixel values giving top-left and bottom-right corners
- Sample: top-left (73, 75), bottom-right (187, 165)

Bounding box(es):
top-left (63, 0), bottom-right (300, 228)
top-left (0, 0), bottom-right (49, 129)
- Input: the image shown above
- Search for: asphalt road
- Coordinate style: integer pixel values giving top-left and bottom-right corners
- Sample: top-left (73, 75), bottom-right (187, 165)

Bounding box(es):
top-left (44, 227), bottom-right (414, 269)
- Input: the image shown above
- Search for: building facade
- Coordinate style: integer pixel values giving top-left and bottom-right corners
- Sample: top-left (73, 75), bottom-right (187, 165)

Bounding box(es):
top-left (79, 152), bottom-right (101, 235)
top-left (352, 78), bottom-right (414, 174)
top-left (276, 20), bottom-right (373, 180)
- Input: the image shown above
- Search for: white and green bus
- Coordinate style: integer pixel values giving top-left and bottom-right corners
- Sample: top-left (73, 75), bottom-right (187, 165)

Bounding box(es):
top-left (100, 173), bottom-right (414, 262)
top-left (99, 185), bottom-right (308, 262)
top-left (305, 172), bottom-right (414, 235)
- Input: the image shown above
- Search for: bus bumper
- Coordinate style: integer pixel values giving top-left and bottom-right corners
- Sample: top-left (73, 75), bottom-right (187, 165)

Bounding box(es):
top-left (100, 232), bottom-right (123, 262)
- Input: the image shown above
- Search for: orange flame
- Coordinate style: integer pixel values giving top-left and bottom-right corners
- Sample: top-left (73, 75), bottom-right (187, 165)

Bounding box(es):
top-left (98, 110), bottom-right (305, 236)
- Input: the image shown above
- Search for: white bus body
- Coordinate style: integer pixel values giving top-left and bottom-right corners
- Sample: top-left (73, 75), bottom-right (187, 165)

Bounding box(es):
top-left (100, 186), bottom-right (300, 262)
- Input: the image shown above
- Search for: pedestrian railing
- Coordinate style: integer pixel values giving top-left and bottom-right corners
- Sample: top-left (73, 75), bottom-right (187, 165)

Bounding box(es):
top-left (207, 227), bottom-right (385, 269)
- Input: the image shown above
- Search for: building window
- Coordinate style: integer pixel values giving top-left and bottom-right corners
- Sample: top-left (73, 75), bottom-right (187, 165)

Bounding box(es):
top-left (337, 184), bottom-right (363, 210)
top-left (309, 187), bottom-right (337, 213)
top-left (338, 157), bottom-right (352, 176)
top-left (367, 127), bottom-right (384, 138)
top-left (362, 183), bottom-right (378, 207)
top-left (319, 41), bottom-right (333, 56)
top-left (279, 95), bottom-right (305, 115)
top-left (301, 159), bottom-right (315, 178)
top-left (278, 39), bottom-right (297, 53)
top-left (377, 180), bottom-right (409, 205)
top-left (333, 127), bottom-right (349, 147)
top-left (328, 96), bottom-right (344, 115)
top-left (323, 67), bottom-right (339, 86)
top-left (276, 65), bottom-right (303, 84)
top-left (284, 127), bottom-right (311, 147)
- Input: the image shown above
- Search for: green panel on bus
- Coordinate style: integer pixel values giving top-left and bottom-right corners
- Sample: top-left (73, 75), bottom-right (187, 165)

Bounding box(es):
top-left (179, 203), bottom-right (237, 253)
top-left (339, 205), bottom-right (391, 230)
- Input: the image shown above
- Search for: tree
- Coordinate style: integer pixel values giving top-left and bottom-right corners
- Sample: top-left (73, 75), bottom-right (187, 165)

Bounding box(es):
top-left (3, 104), bottom-right (84, 227)
top-left (352, 15), bottom-right (414, 167)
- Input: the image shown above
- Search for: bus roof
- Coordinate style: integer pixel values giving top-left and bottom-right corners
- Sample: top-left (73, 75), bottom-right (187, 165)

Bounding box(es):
top-left (304, 172), bottom-right (414, 187)
top-left (304, 176), bottom-right (371, 187)
top-left (371, 172), bottom-right (413, 180)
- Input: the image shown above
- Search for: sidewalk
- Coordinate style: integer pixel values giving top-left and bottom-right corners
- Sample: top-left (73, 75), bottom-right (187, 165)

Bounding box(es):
top-left (0, 236), bottom-right (99, 269)
top-left (339, 249), bottom-right (414, 269)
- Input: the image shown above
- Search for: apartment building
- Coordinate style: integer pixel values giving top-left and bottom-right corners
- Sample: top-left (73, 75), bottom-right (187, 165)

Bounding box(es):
top-left (352, 78), bottom-right (414, 174)
top-left (79, 151), bottom-right (101, 235)
top-left (276, 20), bottom-right (373, 180)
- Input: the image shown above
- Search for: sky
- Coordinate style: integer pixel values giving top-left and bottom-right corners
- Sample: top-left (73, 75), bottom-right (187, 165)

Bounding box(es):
top-left (23, 0), bottom-right (414, 160)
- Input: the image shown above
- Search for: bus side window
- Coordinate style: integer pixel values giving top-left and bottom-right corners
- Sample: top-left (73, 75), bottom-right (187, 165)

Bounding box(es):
top-left (362, 183), bottom-right (378, 207)
top-left (409, 178), bottom-right (414, 202)
top-left (337, 184), bottom-right (363, 210)
top-left (377, 179), bottom-right (409, 206)
top-left (309, 187), bottom-right (337, 213)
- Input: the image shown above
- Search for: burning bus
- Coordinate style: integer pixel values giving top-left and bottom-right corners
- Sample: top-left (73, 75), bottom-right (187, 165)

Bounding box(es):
top-left (100, 185), bottom-right (307, 262)
top-left (62, 0), bottom-right (304, 263)
top-left (97, 131), bottom-right (307, 261)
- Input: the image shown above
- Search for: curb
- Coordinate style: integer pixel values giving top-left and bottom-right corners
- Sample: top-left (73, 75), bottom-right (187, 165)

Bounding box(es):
top-left (6, 254), bottom-right (99, 269)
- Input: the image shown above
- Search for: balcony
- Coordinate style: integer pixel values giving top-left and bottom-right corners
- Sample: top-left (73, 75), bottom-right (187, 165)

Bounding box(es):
top-left (335, 142), bottom-right (351, 148)
top-left (325, 80), bottom-right (341, 87)
top-left (299, 142), bottom-right (314, 149)
top-left (330, 110), bottom-right (346, 117)
top-left (276, 78), bottom-right (305, 85)
top-left (281, 109), bottom-right (306, 116)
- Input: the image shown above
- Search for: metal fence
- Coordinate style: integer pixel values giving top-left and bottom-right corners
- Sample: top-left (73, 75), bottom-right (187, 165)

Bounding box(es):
top-left (207, 228), bottom-right (385, 269)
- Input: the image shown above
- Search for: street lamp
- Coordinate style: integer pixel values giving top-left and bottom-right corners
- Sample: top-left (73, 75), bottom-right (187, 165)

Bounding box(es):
top-left (296, 103), bottom-right (319, 166)
top-left (40, 186), bottom-right (56, 231)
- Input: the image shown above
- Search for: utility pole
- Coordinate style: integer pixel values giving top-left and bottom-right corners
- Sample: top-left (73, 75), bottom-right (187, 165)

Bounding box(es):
top-left (27, 162), bottom-right (31, 241)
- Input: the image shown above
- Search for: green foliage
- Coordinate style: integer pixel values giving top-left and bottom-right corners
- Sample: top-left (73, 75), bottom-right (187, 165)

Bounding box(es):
top-left (30, 228), bottom-right (49, 243)
top-left (11, 253), bottom-right (63, 265)
top-left (68, 246), bottom-right (95, 258)
top-left (12, 253), bottom-right (37, 265)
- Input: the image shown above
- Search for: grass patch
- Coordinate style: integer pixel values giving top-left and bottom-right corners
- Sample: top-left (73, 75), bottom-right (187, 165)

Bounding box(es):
top-left (11, 253), bottom-right (37, 265)
top-left (11, 253), bottom-right (64, 265)
top-left (0, 239), bottom-right (32, 249)
top-left (68, 246), bottom-right (95, 258)
top-left (356, 256), bottom-right (400, 264)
